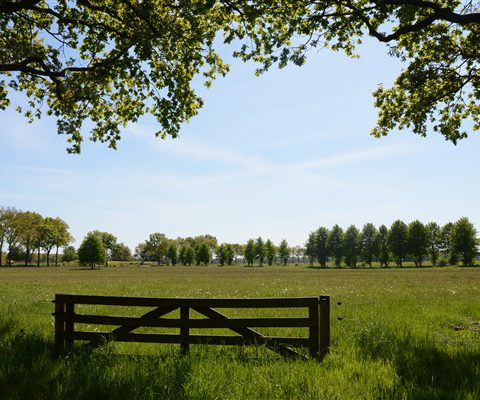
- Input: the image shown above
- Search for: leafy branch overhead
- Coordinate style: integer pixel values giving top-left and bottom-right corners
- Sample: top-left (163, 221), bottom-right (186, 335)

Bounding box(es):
top-left (1, 1), bottom-right (479, 152)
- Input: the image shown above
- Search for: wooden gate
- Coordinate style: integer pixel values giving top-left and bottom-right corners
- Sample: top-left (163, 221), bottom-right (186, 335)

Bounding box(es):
top-left (53, 294), bottom-right (330, 360)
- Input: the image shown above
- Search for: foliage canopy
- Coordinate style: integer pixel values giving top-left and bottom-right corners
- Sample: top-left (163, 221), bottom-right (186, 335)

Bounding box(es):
top-left (1, 1), bottom-right (479, 151)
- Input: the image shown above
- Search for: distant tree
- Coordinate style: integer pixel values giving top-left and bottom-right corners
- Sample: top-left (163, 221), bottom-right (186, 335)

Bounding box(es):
top-left (378, 225), bottom-right (390, 267)
top-left (0, 207), bottom-right (6, 267)
top-left (217, 243), bottom-right (234, 266)
top-left (134, 242), bottom-right (149, 265)
top-left (53, 218), bottom-right (73, 266)
top-left (185, 245), bottom-right (196, 266)
top-left (196, 243), bottom-right (211, 266)
top-left (145, 233), bottom-right (169, 265)
top-left (179, 245), bottom-right (188, 265)
top-left (90, 231), bottom-right (117, 267)
top-left (9, 245), bottom-right (26, 262)
top-left (224, 244), bottom-right (235, 265)
top-left (244, 239), bottom-right (256, 266)
top-left (17, 211), bottom-right (42, 266)
top-left (111, 243), bottom-right (132, 262)
top-left (327, 225), bottom-right (344, 267)
top-left (232, 243), bottom-right (243, 264)
top-left (292, 246), bottom-right (304, 264)
top-left (426, 222), bottom-right (442, 267)
top-left (360, 223), bottom-right (379, 268)
top-left (441, 222), bottom-right (458, 266)
top-left (265, 240), bottom-right (276, 266)
top-left (78, 234), bottom-right (106, 269)
top-left (194, 235), bottom-right (218, 254)
top-left (315, 227), bottom-right (329, 267)
top-left (278, 239), bottom-right (290, 266)
top-left (179, 244), bottom-right (195, 266)
top-left (305, 232), bottom-right (317, 266)
top-left (40, 217), bottom-right (59, 267)
top-left (3, 208), bottom-right (21, 266)
top-left (343, 225), bottom-right (360, 267)
top-left (407, 220), bottom-right (428, 267)
top-left (217, 244), bottom-right (227, 266)
top-left (167, 242), bottom-right (178, 265)
top-left (388, 220), bottom-right (408, 267)
top-left (62, 246), bottom-right (77, 263)
top-left (451, 218), bottom-right (478, 267)
top-left (255, 237), bottom-right (265, 267)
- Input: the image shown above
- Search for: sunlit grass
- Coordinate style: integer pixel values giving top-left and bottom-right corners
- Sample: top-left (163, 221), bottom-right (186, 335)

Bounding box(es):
top-left (0, 265), bottom-right (479, 399)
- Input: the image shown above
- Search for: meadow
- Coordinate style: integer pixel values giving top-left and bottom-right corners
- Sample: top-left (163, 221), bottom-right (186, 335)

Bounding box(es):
top-left (0, 265), bottom-right (479, 399)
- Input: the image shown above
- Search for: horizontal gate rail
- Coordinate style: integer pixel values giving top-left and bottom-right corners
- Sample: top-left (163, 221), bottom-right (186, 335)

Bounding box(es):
top-left (53, 294), bottom-right (330, 360)
top-left (57, 314), bottom-right (313, 328)
top-left (54, 294), bottom-right (318, 308)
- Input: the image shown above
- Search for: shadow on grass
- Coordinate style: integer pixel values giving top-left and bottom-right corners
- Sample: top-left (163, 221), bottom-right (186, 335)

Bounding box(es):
top-left (356, 325), bottom-right (480, 399)
top-left (0, 322), bottom-right (194, 400)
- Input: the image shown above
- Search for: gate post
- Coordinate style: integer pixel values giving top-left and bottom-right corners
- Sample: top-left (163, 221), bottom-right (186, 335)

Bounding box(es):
top-left (319, 295), bottom-right (330, 360)
top-left (308, 298), bottom-right (320, 359)
top-left (54, 295), bottom-right (66, 354)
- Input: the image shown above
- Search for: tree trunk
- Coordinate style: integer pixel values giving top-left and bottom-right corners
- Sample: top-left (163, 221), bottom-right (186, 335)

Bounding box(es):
top-left (7, 244), bottom-right (12, 266)
top-left (25, 246), bottom-right (30, 267)
top-left (55, 246), bottom-right (59, 266)
top-left (37, 247), bottom-right (40, 267)
top-left (46, 250), bottom-right (50, 267)
top-left (0, 238), bottom-right (3, 267)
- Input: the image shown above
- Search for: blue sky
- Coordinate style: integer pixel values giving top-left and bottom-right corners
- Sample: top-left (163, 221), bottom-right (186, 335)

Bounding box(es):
top-left (1, 40), bottom-right (479, 251)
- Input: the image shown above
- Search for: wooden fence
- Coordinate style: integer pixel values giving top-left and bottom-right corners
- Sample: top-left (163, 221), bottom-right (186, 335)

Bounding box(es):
top-left (53, 294), bottom-right (330, 360)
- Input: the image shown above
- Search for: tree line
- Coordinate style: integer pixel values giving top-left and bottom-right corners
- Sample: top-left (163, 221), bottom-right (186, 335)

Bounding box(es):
top-left (305, 218), bottom-right (479, 268)
top-left (0, 207), bottom-right (72, 267)
top-left (132, 234), bottom-right (296, 267)
top-left (2, 205), bottom-right (478, 268)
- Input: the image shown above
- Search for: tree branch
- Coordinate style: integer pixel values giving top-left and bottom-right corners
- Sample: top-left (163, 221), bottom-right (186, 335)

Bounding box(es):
top-left (0, 0), bottom-right (41, 13)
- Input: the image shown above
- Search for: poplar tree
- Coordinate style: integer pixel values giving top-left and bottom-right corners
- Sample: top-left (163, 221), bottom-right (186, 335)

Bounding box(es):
top-left (361, 223), bottom-right (379, 268)
top-left (451, 218), bottom-right (478, 267)
top-left (244, 239), bottom-right (256, 267)
top-left (315, 227), bottom-right (329, 268)
top-left (278, 239), bottom-right (290, 267)
top-left (265, 240), bottom-right (276, 266)
top-left (327, 225), bottom-right (344, 267)
top-left (388, 220), bottom-right (408, 267)
top-left (407, 220), bottom-right (428, 267)
top-left (426, 222), bottom-right (442, 267)
top-left (255, 237), bottom-right (265, 267)
top-left (343, 225), bottom-right (360, 267)
top-left (378, 225), bottom-right (390, 267)
top-left (305, 232), bottom-right (317, 266)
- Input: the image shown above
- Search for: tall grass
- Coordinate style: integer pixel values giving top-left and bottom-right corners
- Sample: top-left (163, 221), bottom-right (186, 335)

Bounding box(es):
top-left (0, 266), bottom-right (479, 399)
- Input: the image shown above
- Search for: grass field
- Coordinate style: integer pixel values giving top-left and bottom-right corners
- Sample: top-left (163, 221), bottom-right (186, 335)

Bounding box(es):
top-left (0, 265), bottom-right (479, 399)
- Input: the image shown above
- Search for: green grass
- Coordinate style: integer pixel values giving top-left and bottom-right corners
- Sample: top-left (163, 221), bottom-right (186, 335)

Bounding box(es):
top-left (0, 265), bottom-right (479, 399)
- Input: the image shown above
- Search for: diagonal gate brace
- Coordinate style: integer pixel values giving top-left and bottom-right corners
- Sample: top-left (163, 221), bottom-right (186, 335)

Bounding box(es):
top-left (192, 306), bottom-right (305, 359)
top-left (89, 306), bottom-right (178, 347)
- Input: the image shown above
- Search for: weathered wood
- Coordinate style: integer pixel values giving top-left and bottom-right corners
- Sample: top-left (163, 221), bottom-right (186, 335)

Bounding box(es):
top-left (55, 294), bottom-right (317, 308)
top-left (319, 295), bottom-right (330, 360)
top-left (54, 296), bottom-right (66, 354)
top-left (308, 298), bottom-right (320, 359)
top-left (59, 314), bottom-right (312, 328)
top-left (86, 307), bottom-right (178, 348)
top-left (113, 307), bottom-right (177, 334)
top-left (180, 306), bottom-right (189, 353)
top-left (53, 294), bottom-right (329, 361)
top-left (65, 302), bottom-right (75, 349)
top-left (67, 331), bottom-right (310, 347)
top-left (193, 307), bottom-right (304, 359)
